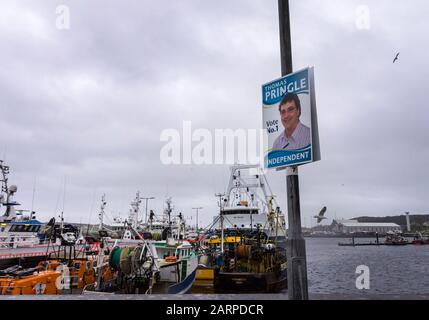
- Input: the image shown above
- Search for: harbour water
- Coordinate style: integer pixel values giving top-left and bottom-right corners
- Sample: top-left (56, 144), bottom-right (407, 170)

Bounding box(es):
top-left (298, 237), bottom-right (429, 295)
top-left (192, 237), bottom-right (429, 296)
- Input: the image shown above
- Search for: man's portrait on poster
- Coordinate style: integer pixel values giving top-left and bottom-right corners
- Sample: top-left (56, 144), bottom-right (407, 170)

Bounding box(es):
top-left (272, 92), bottom-right (311, 150)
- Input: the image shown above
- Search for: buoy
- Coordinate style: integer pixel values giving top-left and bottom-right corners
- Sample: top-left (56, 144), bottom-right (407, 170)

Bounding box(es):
top-left (109, 247), bottom-right (122, 270)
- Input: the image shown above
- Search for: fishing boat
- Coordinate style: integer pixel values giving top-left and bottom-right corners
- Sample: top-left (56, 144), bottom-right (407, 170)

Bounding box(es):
top-left (85, 194), bottom-right (127, 240)
top-left (143, 197), bottom-right (188, 241)
top-left (0, 256), bottom-right (107, 295)
top-left (86, 193), bottom-right (182, 242)
top-left (384, 231), bottom-right (409, 245)
top-left (0, 260), bottom-right (62, 295)
top-left (209, 165), bottom-right (287, 248)
top-left (83, 213), bottom-right (198, 295)
top-left (0, 217), bottom-right (111, 295)
top-left (208, 226), bottom-right (287, 293)
top-left (83, 241), bottom-right (198, 294)
top-left (0, 214), bottom-right (52, 269)
top-left (196, 164), bottom-right (288, 293)
top-left (411, 232), bottom-right (429, 245)
top-left (0, 160), bottom-right (59, 268)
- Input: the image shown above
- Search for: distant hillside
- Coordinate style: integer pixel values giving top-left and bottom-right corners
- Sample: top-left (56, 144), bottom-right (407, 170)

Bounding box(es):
top-left (353, 214), bottom-right (429, 231)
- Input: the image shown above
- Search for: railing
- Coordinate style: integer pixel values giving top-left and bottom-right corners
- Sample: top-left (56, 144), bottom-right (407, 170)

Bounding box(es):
top-left (0, 235), bottom-right (44, 249)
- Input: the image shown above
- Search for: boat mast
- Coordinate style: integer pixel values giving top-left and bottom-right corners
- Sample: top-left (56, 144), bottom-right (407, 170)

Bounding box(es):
top-left (60, 210), bottom-right (64, 235)
top-left (0, 160), bottom-right (9, 205)
top-left (165, 197), bottom-right (172, 225)
top-left (99, 194), bottom-right (107, 230)
top-left (216, 193), bottom-right (225, 253)
top-left (149, 209), bottom-right (154, 231)
top-left (178, 212), bottom-right (186, 241)
top-left (165, 197), bottom-right (173, 238)
top-left (128, 191), bottom-right (142, 230)
top-left (250, 193), bottom-right (254, 231)
top-left (0, 160), bottom-right (18, 218)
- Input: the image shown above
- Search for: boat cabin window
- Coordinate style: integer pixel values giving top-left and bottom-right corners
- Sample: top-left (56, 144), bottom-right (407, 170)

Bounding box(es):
top-left (9, 224), bottom-right (41, 233)
top-left (9, 225), bottom-right (23, 232)
top-left (222, 209), bottom-right (259, 215)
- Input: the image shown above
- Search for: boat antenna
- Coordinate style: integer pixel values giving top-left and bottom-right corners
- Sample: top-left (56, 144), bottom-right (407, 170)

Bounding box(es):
top-left (85, 187), bottom-right (97, 237)
top-left (53, 180), bottom-right (62, 218)
top-left (99, 194), bottom-right (107, 230)
top-left (31, 175), bottom-right (37, 213)
top-left (1, 145), bottom-right (6, 161)
top-left (62, 175), bottom-right (66, 215)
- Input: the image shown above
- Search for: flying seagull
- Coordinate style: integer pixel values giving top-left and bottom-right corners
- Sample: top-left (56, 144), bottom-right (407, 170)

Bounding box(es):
top-left (313, 206), bottom-right (327, 224)
top-left (393, 52), bottom-right (400, 63)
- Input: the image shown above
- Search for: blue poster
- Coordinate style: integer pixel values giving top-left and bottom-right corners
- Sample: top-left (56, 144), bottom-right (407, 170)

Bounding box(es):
top-left (262, 67), bottom-right (317, 169)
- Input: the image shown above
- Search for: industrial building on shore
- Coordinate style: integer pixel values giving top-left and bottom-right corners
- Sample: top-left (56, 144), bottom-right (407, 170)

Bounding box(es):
top-left (331, 220), bottom-right (401, 234)
top-left (307, 219), bottom-right (404, 236)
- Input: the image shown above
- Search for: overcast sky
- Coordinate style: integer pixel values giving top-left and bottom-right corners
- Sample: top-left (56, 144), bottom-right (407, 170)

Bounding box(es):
top-left (1, 0), bottom-right (428, 228)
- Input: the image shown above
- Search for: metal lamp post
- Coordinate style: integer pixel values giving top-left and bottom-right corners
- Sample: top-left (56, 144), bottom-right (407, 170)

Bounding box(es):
top-left (278, 0), bottom-right (309, 300)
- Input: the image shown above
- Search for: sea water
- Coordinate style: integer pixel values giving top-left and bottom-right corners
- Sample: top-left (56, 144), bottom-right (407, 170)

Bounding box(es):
top-left (301, 237), bottom-right (429, 295)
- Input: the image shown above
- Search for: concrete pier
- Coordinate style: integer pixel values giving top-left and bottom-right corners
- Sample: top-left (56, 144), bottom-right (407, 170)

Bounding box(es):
top-left (1, 293), bottom-right (428, 300)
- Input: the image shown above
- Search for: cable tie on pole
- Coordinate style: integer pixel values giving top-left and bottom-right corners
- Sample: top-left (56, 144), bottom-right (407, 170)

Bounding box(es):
top-left (286, 166), bottom-right (298, 176)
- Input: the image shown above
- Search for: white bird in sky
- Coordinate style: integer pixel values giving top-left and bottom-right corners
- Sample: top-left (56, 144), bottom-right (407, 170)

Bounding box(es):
top-left (313, 206), bottom-right (327, 224)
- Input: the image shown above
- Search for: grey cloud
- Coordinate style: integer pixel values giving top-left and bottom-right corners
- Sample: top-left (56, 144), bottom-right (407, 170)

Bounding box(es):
top-left (0, 0), bottom-right (428, 228)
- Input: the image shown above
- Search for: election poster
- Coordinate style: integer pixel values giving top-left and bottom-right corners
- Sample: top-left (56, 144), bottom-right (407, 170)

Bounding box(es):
top-left (262, 67), bottom-right (320, 170)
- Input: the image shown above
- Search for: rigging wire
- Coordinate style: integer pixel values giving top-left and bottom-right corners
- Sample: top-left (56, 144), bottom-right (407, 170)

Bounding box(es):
top-left (85, 188), bottom-right (97, 238)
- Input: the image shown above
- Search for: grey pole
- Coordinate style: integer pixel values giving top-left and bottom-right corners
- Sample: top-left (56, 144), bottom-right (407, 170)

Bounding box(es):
top-left (278, 0), bottom-right (309, 300)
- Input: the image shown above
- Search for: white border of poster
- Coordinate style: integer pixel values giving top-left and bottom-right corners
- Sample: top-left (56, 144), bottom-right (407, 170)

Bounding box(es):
top-left (262, 67), bottom-right (320, 170)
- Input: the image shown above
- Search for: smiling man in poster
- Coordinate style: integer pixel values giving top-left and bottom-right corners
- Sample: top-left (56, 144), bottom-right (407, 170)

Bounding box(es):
top-left (272, 92), bottom-right (310, 150)
top-left (262, 67), bottom-right (320, 170)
